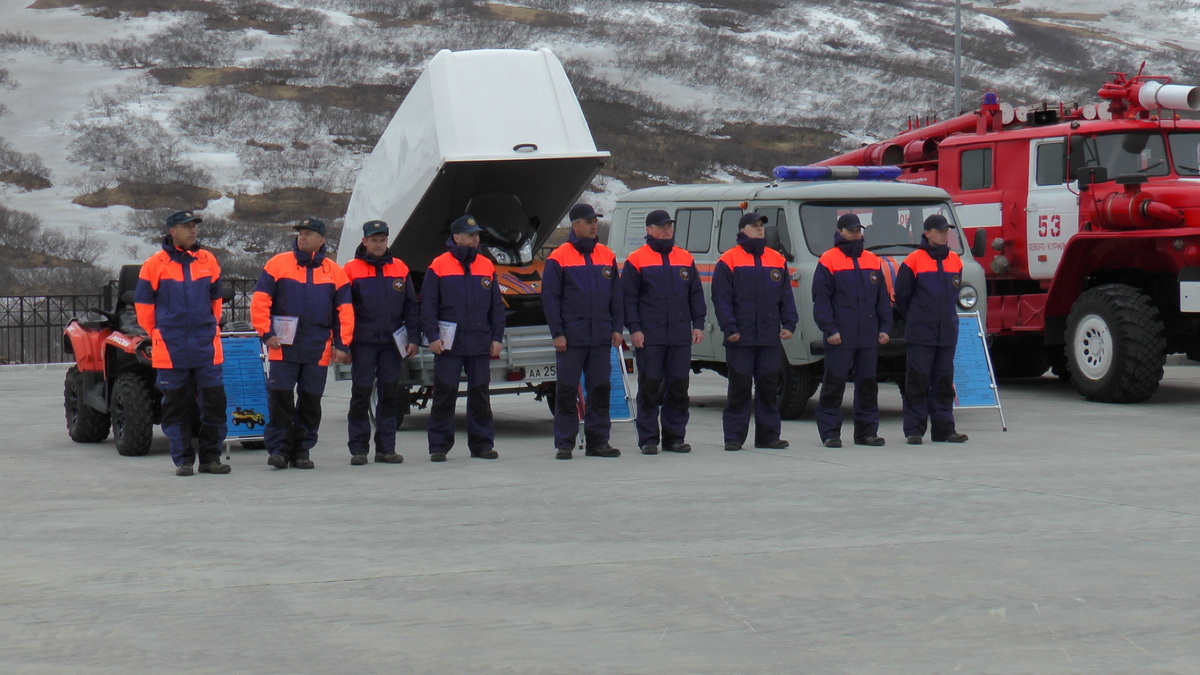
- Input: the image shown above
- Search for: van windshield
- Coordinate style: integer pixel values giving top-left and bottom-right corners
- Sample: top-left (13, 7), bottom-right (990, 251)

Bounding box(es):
top-left (798, 202), bottom-right (963, 255)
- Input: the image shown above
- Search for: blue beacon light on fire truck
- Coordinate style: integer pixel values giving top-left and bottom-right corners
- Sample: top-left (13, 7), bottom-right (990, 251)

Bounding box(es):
top-left (772, 165), bottom-right (903, 182)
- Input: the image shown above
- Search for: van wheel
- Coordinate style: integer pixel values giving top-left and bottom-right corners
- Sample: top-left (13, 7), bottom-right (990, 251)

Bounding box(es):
top-left (1066, 284), bottom-right (1165, 402)
top-left (64, 367), bottom-right (110, 442)
top-left (111, 374), bottom-right (155, 456)
top-left (778, 360), bottom-right (818, 420)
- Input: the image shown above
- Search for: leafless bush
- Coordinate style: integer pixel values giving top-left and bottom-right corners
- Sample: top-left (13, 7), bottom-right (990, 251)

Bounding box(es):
top-left (67, 18), bottom-right (251, 70)
top-left (0, 205), bottom-right (43, 249)
top-left (226, 0), bottom-right (328, 31)
top-left (240, 142), bottom-right (353, 192)
top-left (39, 224), bottom-right (109, 265)
top-left (68, 113), bottom-right (211, 186)
top-left (7, 265), bottom-right (114, 295)
top-left (0, 31), bottom-right (49, 52)
top-left (0, 138), bottom-right (51, 181)
top-left (0, 68), bottom-right (14, 89)
top-left (172, 88), bottom-right (274, 139)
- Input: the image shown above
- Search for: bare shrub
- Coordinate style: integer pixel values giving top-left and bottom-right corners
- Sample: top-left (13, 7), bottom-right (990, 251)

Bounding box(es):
top-left (0, 68), bottom-right (14, 89)
top-left (0, 204), bottom-right (43, 249)
top-left (68, 114), bottom-right (211, 186)
top-left (0, 31), bottom-right (50, 52)
top-left (240, 142), bottom-right (353, 192)
top-left (0, 138), bottom-right (51, 181)
top-left (172, 88), bottom-right (273, 139)
top-left (8, 265), bottom-right (114, 295)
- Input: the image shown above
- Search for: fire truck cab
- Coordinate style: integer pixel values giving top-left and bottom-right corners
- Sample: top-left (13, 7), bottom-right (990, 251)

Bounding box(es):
top-left (820, 69), bottom-right (1200, 403)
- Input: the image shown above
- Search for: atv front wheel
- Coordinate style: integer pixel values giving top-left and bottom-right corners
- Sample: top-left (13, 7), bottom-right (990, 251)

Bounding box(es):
top-left (64, 367), bottom-right (110, 442)
top-left (111, 373), bottom-right (155, 456)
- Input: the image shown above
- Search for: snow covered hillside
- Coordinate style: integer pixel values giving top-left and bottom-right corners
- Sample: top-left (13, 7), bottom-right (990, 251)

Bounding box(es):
top-left (1, 0), bottom-right (1199, 290)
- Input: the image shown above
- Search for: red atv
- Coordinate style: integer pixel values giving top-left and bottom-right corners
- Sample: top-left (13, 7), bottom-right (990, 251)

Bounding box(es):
top-left (62, 264), bottom-right (242, 456)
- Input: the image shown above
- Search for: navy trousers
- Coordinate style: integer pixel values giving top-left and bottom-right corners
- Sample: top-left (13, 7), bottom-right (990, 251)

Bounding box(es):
top-left (157, 364), bottom-right (226, 466)
top-left (347, 342), bottom-right (403, 456)
top-left (428, 353), bottom-right (493, 455)
top-left (553, 345), bottom-right (612, 450)
top-left (815, 344), bottom-right (880, 442)
top-left (903, 343), bottom-right (958, 440)
top-left (265, 361), bottom-right (328, 461)
top-left (634, 344), bottom-right (691, 449)
top-left (722, 345), bottom-right (783, 446)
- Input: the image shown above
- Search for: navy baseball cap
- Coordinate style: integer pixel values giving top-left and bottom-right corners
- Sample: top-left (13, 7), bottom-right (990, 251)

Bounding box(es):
top-left (294, 217), bottom-right (327, 237)
top-left (569, 203), bottom-right (601, 221)
top-left (738, 212), bottom-right (768, 228)
top-left (923, 214), bottom-right (951, 231)
top-left (166, 210), bottom-right (201, 230)
top-left (450, 214), bottom-right (482, 235)
top-left (836, 213), bottom-right (863, 230)
top-left (362, 220), bottom-right (389, 237)
top-left (645, 209), bottom-right (674, 227)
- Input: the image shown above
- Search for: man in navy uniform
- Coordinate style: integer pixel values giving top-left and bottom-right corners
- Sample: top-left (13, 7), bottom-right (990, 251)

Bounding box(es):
top-left (622, 209), bottom-right (706, 455)
top-left (542, 202), bottom-right (623, 460)
top-left (895, 214), bottom-right (969, 445)
top-left (421, 214), bottom-right (506, 462)
top-left (342, 219), bottom-right (420, 466)
top-left (812, 213), bottom-right (892, 448)
top-left (711, 212), bottom-right (799, 451)
top-left (135, 210), bottom-right (228, 476)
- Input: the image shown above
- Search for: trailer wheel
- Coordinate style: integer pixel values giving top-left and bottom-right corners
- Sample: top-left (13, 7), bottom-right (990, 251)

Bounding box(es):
top-left (778, 359), bottom-right (819, 420)
top-left (64, 367), bottom-right (110, 442)
top-left (1066, 284), bottom-right (1165, 403)
top-left (111, 373), bottom-right (155, 456)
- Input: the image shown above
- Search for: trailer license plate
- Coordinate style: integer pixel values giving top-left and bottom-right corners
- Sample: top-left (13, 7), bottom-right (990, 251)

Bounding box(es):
top-left (525, 365), bottom-right (556, 381)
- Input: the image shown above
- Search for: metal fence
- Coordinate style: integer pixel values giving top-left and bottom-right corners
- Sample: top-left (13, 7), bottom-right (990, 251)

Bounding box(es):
top-left (0, 278), bottom-right (257, 365)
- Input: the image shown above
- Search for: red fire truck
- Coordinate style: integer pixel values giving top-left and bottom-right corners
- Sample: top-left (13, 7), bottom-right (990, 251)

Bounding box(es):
top-left (819, 66), bottom-right (1200, 402)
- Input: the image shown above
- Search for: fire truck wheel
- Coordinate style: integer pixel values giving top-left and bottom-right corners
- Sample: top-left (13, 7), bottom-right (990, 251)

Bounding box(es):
top-left (1066, 284), bottom-right (1165, 403)
top-left (778, 360), bottom-right (819, 420)
top-left (111, 373), bottom-right (155, 456)
top-left (64, 367), bottom-right (110, 443)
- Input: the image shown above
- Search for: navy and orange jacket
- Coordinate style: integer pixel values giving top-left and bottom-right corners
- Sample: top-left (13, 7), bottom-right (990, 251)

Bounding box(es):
top-left (250, 242), bottom-right (354, 365)
top-left (420, 240), bottom-right (505, 356)
top-left (812, 234), bottom-right (892, 349)
top-left (342, 244), bottom-right (419, 346)
top-left (542, 231), bottom-right (622, 347)
top-left (622, 236), bottom-right (706, 346)
top-left (135, 236), bottom-right (223, 370)
top-left (894, 236), bottom-right (963, 347)
top-left (711, 232), bottom-right (799, 347)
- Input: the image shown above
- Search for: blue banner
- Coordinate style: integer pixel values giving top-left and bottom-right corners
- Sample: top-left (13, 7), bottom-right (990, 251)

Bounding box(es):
top-left (953, 312), bottom-right (999, 408)
top-left (221, 336), bottom-right (269, 438)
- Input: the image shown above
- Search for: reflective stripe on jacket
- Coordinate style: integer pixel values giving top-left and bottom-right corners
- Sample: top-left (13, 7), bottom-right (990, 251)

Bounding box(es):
top-left (812, 246), bottom-right (893, 348)
top-left (343, 245), bottom-right (419, 346)
top-left (894, 242), bottom-right (963, 347)
top-left (711, 238), bottom-right (799, 347)
top-left (622, 240), bottom-right (705, 346)
top-left (250, 244), bottom-right (354, 365)
top-left (542, 234), bottom-right (622, 347)
top-left (420, 246), bottom-right (505, 356)
top-left (135, 239), bottom-right (223, 370)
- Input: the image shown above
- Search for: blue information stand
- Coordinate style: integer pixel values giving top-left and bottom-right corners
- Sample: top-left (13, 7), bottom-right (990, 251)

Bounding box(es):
top-left (221, 333), bottom-right (270, 453)
top-left (953, 312), bottom-right (1006, 430)
top-left (576, 345), bottom-right (635, 449)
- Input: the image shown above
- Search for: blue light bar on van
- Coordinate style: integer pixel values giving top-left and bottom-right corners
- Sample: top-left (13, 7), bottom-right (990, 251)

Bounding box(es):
top-left (772, 165), bottom-right (903, 182)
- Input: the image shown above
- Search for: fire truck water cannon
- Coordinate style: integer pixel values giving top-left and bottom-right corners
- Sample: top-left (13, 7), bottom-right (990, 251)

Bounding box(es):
top-left (1098, 68), bottom-right (1200, 119)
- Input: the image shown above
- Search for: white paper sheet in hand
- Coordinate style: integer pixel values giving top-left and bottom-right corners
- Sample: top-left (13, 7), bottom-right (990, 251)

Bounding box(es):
top-left (272, 316), bottom-right (299, 346)
top-left (393, 326), bottom-right (408, 356)
top-left (438, 321), bottom-right (456, 351)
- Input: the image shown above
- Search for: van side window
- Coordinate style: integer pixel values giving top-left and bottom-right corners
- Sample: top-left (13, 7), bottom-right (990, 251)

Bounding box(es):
top-left (755, 207), bottom-right (792, 259)
top-left (1036, 142), bottom-right (1065, 186)
top-left (674, 208), bottom-right (713, 253)
top-left (717, 208), bottom-right (742, 252)
top-left (960, 148), bottom-right (993, 190)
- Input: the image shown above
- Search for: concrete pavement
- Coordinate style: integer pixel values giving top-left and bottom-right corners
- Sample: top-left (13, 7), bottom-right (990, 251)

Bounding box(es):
top-left (4, 365), bottom-right (1200, 673)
